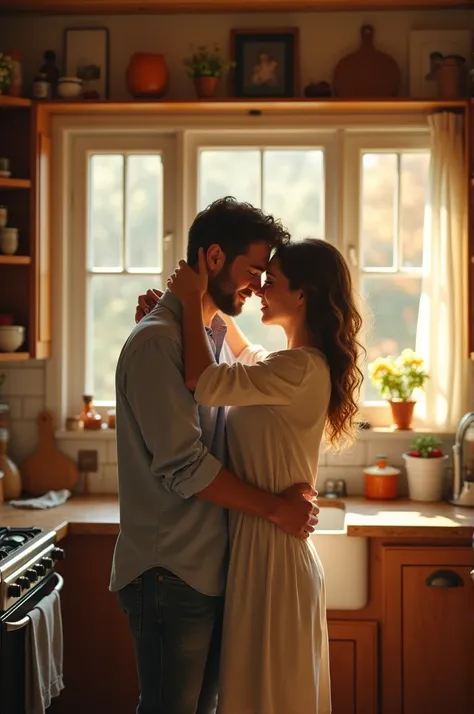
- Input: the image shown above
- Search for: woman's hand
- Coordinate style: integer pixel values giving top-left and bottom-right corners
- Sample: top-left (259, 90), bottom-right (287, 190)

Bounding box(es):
top-left (135, 288), bottom-right (162, 324)
top-left (167, 248), bottom-right (208, 303)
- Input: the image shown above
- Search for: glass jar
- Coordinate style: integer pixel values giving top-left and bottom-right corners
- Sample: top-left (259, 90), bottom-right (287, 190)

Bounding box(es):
top-left (80, 394), bottom-right (102, 430)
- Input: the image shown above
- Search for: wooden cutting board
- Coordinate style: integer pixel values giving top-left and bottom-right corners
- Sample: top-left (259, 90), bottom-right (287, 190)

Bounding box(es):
top-left (333, 25), bottom-right (400, 98)
top-left (22, 411), bottom-right (78, 496)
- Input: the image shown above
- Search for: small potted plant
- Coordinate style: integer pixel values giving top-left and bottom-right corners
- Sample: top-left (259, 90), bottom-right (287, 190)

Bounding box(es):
top-left (403, 436), bottom-right (448, 502)
top-left (183, 44), bottom-right (233, 99)
top-left (0, 53), bottom-right (13, 95)
top-left (368, 349), bottom-right (429, 430)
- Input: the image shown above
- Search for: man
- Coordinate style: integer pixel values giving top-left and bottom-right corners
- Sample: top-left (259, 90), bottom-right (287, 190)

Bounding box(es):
top-left (111, 197), bottom-right (319, 714)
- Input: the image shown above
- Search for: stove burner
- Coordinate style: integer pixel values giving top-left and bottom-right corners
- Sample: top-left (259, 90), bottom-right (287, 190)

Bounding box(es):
top-left (0, 527), bottom-right (42, 562)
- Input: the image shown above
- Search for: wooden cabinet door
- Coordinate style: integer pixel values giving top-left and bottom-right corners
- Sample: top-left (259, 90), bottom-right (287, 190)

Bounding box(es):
top-left (383, 546), bottom-right (474, 714)
top-left (31, 130), bottom-right (51, 358)
top-left (329, 621), bottom-right (378, 714)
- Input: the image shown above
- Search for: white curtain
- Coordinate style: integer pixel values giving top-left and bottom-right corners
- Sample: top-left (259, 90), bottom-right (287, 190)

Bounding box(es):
top-left (415, 112), bottom-right (468, 429)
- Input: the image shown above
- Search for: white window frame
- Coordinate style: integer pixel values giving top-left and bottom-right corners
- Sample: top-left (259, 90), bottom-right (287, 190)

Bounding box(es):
top-left (342, 129), bottom-right (431, 425)
top-left (46, 111), bottom-right (434, 432)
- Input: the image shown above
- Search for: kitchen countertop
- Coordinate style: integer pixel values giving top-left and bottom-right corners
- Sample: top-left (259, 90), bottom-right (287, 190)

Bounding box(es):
top-left (0, 496), bottom-right (472, 541)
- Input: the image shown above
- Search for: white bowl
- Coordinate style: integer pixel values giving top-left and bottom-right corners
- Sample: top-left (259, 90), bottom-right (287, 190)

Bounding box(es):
top-left (57, 77), bottom-right (83, 99)
top-left (0, 325), bottom-right (25, 352)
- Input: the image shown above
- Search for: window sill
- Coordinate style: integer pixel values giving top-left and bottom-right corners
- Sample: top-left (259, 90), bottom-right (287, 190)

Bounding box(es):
top-left (54, 426), bottom-right (456, 442)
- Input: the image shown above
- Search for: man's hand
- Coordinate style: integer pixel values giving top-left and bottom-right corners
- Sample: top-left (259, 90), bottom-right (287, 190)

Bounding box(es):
top-left (269, 483), bottom-right (319, 539)
top-left (135, 288), bottom-right (162, 324)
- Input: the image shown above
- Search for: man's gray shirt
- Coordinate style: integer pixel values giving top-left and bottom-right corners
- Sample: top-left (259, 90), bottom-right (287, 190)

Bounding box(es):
top-left (110, 291), bottom-right (230, 596)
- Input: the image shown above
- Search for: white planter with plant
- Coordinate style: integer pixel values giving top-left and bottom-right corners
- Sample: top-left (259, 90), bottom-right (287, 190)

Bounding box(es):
top-left (183, 45), bottom-right (233, 99)
top-left (368, 349), bottom-right (429, 430)
top-left (403, 436), bottom-right (448, 502)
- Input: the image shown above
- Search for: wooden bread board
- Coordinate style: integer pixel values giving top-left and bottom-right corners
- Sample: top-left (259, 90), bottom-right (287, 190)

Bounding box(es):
top-left (333, 25), bottom-right (400, 98)
top-left (22, 411), bottom-right (78, 496)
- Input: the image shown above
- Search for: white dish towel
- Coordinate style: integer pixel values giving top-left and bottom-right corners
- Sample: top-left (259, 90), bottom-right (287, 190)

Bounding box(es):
top-left (25, 587), bottom-right (65, 714)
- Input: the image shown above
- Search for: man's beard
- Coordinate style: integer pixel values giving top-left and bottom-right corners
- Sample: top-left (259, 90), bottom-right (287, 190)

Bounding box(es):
top-left (208, 264), bottom-right (242, 317)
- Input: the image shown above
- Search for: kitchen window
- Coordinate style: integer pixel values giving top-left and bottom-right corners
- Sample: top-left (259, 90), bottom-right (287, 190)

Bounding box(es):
top-left (59, 120), bottom-right (433, 423)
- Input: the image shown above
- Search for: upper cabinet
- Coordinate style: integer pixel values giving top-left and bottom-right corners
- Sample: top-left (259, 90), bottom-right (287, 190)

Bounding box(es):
top-left (0, 0), bottom-right (470, 13)
top-left (0, 97), bottom-right (51, 361)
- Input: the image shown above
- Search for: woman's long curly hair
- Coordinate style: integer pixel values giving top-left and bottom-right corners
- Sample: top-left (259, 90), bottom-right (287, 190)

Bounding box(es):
top-left (276, 239), bottom-right (364, 448)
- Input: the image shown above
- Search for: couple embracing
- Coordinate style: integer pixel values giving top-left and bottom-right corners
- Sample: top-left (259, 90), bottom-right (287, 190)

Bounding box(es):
top-left (110, 197), bottom-right (363, 714)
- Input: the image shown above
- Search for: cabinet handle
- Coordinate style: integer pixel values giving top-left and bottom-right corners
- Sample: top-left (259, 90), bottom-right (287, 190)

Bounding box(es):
top-left (426, 570), bottom-right (464, 588)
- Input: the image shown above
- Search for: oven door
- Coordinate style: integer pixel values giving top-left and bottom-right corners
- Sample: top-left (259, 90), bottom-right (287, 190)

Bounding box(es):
top-left (0, 572), bottom-right (63, 714)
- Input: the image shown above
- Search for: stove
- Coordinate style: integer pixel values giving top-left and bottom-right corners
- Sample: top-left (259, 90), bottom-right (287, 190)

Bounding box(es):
top-left (0, 526), bottom-right (64, 614)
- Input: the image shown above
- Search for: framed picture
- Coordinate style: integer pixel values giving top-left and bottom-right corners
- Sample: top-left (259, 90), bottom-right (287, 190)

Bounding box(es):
top-left (230, 28), bottom-right (299, 98)
top-left (409, 29), bottom-right (472, 98)
top-left (64, 26), bottom-right (110, 99)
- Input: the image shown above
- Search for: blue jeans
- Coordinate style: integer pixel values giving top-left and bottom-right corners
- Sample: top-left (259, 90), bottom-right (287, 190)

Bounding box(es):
top-left (118, 567), bottom-right (223, 714)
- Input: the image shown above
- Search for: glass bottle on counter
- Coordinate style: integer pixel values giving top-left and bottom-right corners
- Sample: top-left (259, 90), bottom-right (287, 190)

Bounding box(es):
top-left (80, 394), bottom-right (102, 430)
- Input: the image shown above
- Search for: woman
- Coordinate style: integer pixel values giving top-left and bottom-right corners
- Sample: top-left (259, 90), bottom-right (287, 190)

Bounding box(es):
top-left (165, 238), bottom-right (363, 714)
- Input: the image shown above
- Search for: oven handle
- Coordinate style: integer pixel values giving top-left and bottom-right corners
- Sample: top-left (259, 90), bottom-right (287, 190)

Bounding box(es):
top-left (5, 573), bottom-right (64, 632)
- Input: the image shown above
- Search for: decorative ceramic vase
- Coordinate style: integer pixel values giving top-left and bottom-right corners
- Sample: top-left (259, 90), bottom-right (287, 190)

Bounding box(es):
top-left (194, 76), bottom-right (219, 99)
top-left (403, 453), bottom-right (449, 502)
top-left (389, 400), bottom-right (415, 430)
top-left (126, 53), bottom-right (169, 99)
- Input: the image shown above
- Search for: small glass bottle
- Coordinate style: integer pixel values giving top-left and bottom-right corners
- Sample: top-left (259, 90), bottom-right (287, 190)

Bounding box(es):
top-left (39, 50), bottom-right (60, 97)
top-left (80, 394), bottom-right (102, 430)
top-left (33, 73), bottom-right (51, 100)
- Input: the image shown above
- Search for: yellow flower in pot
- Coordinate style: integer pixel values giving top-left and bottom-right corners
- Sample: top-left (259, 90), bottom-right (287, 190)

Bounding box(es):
top-left (403, 436), bottom-right (448, 502)
top-left (183, 44), bottom-right (234, 99)
top-left (368, 349), bottom-right (429, 430)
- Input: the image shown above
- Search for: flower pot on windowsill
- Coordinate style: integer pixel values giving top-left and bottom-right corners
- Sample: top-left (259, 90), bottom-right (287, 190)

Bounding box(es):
top-left (194, 76), bottom-right (219, 99)
top-left (403, 453), bottom-right (449, 502)
top-left (389, 400), bottom-right (416, 430)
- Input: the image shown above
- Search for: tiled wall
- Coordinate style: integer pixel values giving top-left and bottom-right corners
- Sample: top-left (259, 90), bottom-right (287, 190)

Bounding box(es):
top-left (0, 360), bottom-right (456, 498)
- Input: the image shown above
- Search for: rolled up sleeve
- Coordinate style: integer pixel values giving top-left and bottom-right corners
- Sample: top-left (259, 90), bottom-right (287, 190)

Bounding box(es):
top-left (194, 349), bottom-right (309, 408)
top-left (125, 337), bottom-right (221, 498)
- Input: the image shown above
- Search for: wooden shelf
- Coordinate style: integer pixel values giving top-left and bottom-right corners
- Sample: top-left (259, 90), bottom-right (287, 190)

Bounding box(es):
top-left (1, 0), bottom-right (470, 14)
top-left (35, 98), bottom-right (469, 120)
top-left (0, 255), bottom-right (31, 265)
top-left (0, 178), bottom-right (31, 189)
top-left (0, 352), bottom-right (30, 361)
top-left (0, 96), bottom-right (32, 108)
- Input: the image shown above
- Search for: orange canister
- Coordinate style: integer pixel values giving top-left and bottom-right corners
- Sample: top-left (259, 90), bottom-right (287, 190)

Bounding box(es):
top-left (364, 455), bottom-right (400, 500)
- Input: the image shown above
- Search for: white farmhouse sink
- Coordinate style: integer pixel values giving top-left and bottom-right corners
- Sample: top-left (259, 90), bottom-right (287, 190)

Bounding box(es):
top-left (311, 504), bottom-right (368, 610)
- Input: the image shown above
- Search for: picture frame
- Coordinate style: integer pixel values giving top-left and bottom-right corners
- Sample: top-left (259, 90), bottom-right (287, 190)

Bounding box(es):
top-left (230, 28), bottom-right (299, 99)
top-left (409, 29), bottom-right (472, 98)
top-left (64, 26), bottom-right (110, 99)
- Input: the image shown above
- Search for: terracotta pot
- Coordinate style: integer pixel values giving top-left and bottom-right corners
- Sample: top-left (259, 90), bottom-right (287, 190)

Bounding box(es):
top-left (389, 400), bottom-right (415, 430)
top-left (194, 76), bottom-right (219, 99)
top-left (437, 55), bottom-right (466, 100)
top-left (126, 53), bottom-right (168, 99)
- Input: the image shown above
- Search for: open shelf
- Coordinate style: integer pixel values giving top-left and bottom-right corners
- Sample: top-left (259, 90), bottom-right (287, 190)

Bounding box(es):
top-left (0, 255), bottom-right (31, 265)
top-left (0, 178), bottom-right (31, 189)
top-left (0, 96), bottom-right (32, 108)
top-left (0, 352), bottom-right (30, 361)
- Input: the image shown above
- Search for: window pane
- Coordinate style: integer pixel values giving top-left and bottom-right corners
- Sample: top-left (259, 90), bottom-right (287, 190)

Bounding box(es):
top-left (126, 154), bottom-right (163, 270)
top-left (89, 155), bottom-right (123, 269)
top-left (263, 150), bottom-right (324, 240)
top-left (198, 150), bottom-right (260, 208)
top-left (362, 274), bottom-right (421, 401)
top-left (361, 153), bottom-right (396, 269)
top-left (400, 153), bottom-right (429, 268)
top-left (88, 274), bottom-right (163, 402)
top-left (235, 294), bottom-right (286, 353)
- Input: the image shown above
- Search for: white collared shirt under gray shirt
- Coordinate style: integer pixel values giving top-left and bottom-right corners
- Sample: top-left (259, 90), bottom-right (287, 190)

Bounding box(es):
top-left (110, 291), bottom-right (233, 597)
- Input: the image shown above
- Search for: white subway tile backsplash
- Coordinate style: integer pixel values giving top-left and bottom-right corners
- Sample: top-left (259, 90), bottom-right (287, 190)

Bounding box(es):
top-left (317, 465), bottom-right (365, 496)
top-left (22, 396), bottom-right (45, 420)
top-left (5, 397), bottom-right (22, 420)
top-left (1, 367), bottom-right (44, 396)
top-left (327, 440), bottom-right (367, 467)
top-left (102, 464), bottom-right (118, 493)
top-left (58, 439), bottom-right (108, 464)
top-left (107, 441), bottom-right (118, 464)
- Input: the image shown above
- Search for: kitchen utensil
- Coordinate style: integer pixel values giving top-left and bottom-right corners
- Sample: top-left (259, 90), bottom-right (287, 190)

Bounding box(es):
top-left (22, 411), bottom-right (78, 496)
top-left (333, 25), bottom-right (400, 98)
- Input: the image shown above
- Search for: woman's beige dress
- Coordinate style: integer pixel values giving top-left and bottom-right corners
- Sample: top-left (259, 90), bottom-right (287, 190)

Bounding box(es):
top-left (194, 346), bottom-right (332, 714)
